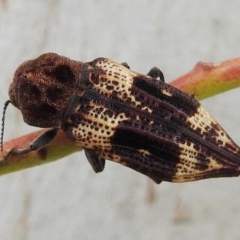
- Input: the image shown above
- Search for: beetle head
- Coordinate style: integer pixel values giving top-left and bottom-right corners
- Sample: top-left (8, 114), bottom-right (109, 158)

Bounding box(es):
top-left (9, 53), bottom-right (82, 128)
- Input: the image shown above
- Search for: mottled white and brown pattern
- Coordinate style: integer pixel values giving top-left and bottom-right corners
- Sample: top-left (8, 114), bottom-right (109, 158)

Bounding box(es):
top-left (6, 53), bottom-right (240, 183)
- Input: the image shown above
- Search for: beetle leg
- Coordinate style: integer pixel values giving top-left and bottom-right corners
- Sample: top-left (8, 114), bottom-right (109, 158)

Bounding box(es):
top-left (121, 62), bottom-right (130, 69)
top-left (150, 177), bottom-right (162, 184)
top-left (84, 149), bottom-right (105, 173)
top-left (3, 128), bottom-right (58, 159)
top-left (147, 67), bottom-right (165, 82)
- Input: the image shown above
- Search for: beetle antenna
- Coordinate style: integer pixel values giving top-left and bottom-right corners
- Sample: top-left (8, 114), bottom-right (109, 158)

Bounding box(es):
top-left (1, 100), bottom-right (11, 152)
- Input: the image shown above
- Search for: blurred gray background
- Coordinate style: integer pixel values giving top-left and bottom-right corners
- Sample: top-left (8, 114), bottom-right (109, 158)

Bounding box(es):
top-left (1, 1), bottom-right (240, 239)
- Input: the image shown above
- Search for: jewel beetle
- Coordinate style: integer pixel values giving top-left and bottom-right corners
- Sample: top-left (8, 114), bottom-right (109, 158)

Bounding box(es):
top-left (2, 53), bottom-right (240, 183)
